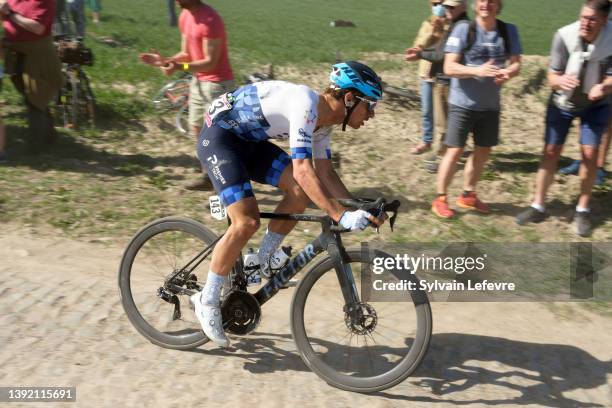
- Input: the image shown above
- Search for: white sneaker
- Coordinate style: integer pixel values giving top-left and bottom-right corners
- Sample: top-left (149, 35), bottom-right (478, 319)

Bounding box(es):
top-left (190, 292), bottom-right (230, 348)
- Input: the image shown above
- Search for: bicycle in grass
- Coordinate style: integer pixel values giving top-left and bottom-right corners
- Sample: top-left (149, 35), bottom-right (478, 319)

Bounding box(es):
top-left (151, 65), bottom-right (275, 135)
top-left (118, 197), bottom-right (432, 393)
top-left (53, 35), bottom-right (96, 130)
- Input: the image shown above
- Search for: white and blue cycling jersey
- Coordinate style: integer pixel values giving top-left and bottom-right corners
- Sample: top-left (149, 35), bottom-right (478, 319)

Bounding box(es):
top-left (198, 80), bottom-right (334, 206)
top-left (210, 80), bottom-right (332, 160)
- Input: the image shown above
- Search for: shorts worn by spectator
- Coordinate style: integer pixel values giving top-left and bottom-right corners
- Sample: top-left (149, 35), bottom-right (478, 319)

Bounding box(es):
top-left (139, 0), bottom-right (235, 191)
top-left (516, 0), bottom-right (612, 237)
top-left (2, 0), bottom-right (62, 152)
top-left (432, 0), bottom-right (522, 218)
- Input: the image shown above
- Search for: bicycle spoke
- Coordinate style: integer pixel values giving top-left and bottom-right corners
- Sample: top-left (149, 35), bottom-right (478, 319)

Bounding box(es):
top-left (295, 249), bottom-right (431, 385)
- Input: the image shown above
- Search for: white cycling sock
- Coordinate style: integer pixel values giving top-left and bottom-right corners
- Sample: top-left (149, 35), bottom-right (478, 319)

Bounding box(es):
top-left (258, 229), bottom-right (286, 267)
top-left (200, 271), bottom-right (226, 305)
top-left (530, 202), bottom-right (545, 213)
top-left (575, 205), bottom-right (590, 213)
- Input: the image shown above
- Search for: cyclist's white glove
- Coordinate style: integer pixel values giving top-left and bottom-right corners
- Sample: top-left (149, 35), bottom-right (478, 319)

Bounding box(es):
top-left (339, 210), bottom-right (371, 231)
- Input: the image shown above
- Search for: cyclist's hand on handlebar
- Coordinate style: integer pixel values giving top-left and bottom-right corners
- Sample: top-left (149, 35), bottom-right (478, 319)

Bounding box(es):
top-left (339, 209), bottom-right (377, 231)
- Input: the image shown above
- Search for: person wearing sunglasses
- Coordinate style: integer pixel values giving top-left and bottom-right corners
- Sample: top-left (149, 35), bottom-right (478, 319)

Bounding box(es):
top-left (190, 61), bottom-right (386, 347)
top-left (406, 0), bottom-right (469, 173)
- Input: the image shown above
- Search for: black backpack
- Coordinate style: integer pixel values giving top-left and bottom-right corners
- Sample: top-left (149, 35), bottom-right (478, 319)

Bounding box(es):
top-left (463, 19), bottom-right (512, 56)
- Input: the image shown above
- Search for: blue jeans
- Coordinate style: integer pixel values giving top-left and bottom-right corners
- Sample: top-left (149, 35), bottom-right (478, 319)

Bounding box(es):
top-left (66, 0), bottom-right (86, 37)
top-left (168, 0), bottom-right (177, 26)
top-left (420, 80), bottom-right (434, 144)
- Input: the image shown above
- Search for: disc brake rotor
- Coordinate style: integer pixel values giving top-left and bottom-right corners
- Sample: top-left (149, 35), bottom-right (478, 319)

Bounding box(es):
top-left (344, 302), bottom-right (378, 335)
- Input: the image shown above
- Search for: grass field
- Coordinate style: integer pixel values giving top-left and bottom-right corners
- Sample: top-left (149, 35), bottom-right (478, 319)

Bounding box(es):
top-left (0, 0), bottom-right (609, 245)
top-left (1, 0), bottom-right (585, 121)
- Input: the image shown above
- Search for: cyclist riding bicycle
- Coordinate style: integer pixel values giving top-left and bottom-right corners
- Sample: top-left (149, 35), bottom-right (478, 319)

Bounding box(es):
top-left (191, 61), bottom-right (386, 347)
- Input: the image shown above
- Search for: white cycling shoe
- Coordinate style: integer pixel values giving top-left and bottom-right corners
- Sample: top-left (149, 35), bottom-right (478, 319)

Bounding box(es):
top-left (190, 292), bottom-right (230, 348)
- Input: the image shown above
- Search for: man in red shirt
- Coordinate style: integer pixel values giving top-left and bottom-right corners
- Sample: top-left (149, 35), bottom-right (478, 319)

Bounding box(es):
top-left (141, 0), bottom-right (235, 190)
top-left (1, 0), bottom-right (62, 150)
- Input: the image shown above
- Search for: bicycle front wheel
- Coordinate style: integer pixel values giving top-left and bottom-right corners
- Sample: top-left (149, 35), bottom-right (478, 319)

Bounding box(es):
top-left (291, 249), bottom-right (432, 393)
top-left (118, 216), bottom-right (218, 350)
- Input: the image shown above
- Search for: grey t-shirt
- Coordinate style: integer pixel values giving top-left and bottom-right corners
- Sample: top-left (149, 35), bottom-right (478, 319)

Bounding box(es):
top-left (445, 21), bottom-right (522, 111)
top-left (549, 31), bottom-right (612, 111)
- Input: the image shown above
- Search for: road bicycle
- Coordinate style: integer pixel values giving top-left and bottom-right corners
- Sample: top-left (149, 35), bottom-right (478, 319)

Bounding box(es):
top-left (118, 197), bottom-right (432, 393)
top-left (151, 66), bottom-right (274, 135)
top-left (54, 37), bottom-right (96, 130)
top-left (151, 73), bottom-right (192, 135)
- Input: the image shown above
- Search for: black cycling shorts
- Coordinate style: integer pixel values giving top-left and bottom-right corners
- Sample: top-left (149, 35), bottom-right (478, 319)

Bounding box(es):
top-left (197, 125), bottom-right (291, 206)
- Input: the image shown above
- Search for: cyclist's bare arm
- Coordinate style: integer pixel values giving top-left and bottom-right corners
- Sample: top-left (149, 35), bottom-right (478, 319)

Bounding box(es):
top-left (181, 38), bottom-right (222, 73)
top-left (314, 158), bottom-right (351, 199)
top-left (293, 158), bottom-right (345, 221)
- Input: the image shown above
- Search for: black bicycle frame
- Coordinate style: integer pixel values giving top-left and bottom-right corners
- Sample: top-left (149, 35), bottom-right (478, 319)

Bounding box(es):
top-left (253, 212), bottom-right (361, 308)
top-left (168, 212), bottom-right (362, 308)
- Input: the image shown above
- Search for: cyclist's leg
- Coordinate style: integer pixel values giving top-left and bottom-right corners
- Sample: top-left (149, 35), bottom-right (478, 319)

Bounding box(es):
top-left (209, 197), bottom-right (260, 276)
top-left (198, 126), bottom-right (261, 276)
top-left (246, 142), bottom-right (307, 270)
top-left (193, 125), bottom-right (261, 346)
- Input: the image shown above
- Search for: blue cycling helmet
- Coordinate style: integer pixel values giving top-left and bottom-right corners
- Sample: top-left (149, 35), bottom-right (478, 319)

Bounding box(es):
top-left (330, 61), bottom-right (383, 101)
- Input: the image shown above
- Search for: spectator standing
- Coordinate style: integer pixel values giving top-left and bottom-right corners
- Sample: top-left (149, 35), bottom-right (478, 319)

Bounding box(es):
top-left (558, 119), bottom-right (610, 185)
top-left (168, 0), bottom-right (177, 27)
top-left (431, 0), bottom-right (522, 218)
top-left (54, 0), bottom-right (85, 37)
top-left (0, 39), bottom-right (6, 162)
top-left (409, 0), bottom-right (447, 155)
top-left (1, 0), bottom-right (62, 150)
top-left (406, 0), bottom-right (469, 172)
top-left (516, 0), bottom-right (612, 236)
top-left (140, 0), bottom-right (235, 191)
top-left (87, 0), bottom-right (100, 24)
top-left (67, 0), bottom-right (85, 37)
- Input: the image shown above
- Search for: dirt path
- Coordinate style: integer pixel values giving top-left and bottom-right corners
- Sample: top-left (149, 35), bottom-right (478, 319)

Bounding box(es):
top-left (1, 227), bottom-right (611, 407)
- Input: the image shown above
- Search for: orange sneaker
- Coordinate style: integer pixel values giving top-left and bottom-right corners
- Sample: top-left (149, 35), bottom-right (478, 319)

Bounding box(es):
top-left (432, 195), bottom-right (455, 218)
top-left (456, 192), bottom-right (490, 214)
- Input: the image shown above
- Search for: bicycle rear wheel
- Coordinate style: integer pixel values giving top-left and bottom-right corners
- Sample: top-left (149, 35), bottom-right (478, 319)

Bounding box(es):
top-left (118, 216), bottom-right (218, 350)
top-left (291, 249), bottom-right (432, 393)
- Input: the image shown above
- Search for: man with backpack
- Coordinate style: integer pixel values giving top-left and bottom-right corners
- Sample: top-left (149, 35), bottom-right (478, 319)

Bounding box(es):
top-left (431, 0), bottom-right (522, 218)
top-left (516, 0), bottom-right (611, 236)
